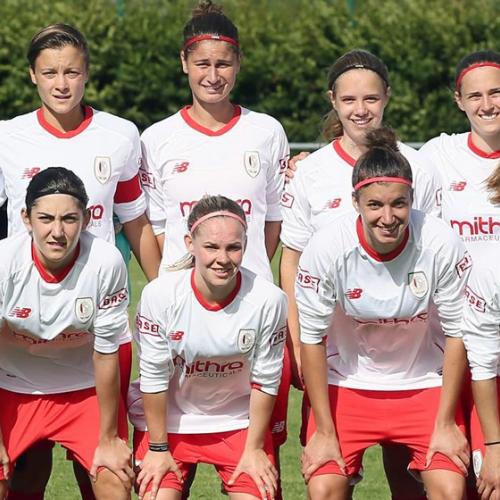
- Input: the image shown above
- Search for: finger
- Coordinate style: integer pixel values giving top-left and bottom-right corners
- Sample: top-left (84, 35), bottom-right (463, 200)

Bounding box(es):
top-left (228, 466), bottom-right (241, 485)
top-left (451, 455), bottom-right (468, 475)
top-left (138, 473), bottom-right (151, 500)
top-left (425, 449), bottom-right (435, 469)
top-left (459, 450), bottom-right (471, 468)
top-left (149, 478), bottom-right (160, 500)
top-left (116, 468), bottom-right (132, 485)
top-left (172, 464), bottom-right (184, 483)
top-left (303, 462), bottom-right (321, 483)
top-left (2, 461), bottom-right (9, 480)
top-left (89, 462), bottom-right (97, 482)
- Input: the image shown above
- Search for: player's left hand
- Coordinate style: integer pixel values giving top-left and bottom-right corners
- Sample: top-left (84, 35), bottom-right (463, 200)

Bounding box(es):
top-left (426, 422), bottom-right (470, 474)
top-left (90, 436), bottom-right (134, 486)
top-left (477, 446), bottom-right (500, 500)
top-left (0, 442), bottom-right (9, 480)
top-left (228, 448), bottom-right (278, 499)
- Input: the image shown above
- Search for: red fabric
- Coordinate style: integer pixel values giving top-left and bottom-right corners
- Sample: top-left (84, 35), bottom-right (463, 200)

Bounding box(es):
top-left (114, 174), bottom-right (142, 204)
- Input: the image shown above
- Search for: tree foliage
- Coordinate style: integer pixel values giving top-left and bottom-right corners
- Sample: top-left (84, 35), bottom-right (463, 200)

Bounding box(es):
top-left (0, 0), bottom-right (498, 141)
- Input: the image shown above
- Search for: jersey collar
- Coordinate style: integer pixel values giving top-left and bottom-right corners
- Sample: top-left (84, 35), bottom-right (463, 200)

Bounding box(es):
top-left (467, 133), bottom-right (500, 159)
top-left (332, 139), bottom-right (356, 167)
top-left (37, 106), bottom-right (93, 139)
top-left (356, 216), bottom-right (410, 262)
top-left (191, 269), bottom-right (242, 311)
top-left (180, 105), bottom-right (241, 137)
top-left (32, 242), bottom-right (81, 283)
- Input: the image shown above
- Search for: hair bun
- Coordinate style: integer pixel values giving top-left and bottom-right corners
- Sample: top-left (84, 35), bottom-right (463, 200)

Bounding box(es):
top-left (364, 126), bottom-right (399, 153)
top-left (192, 0), bottom-right (224, 17)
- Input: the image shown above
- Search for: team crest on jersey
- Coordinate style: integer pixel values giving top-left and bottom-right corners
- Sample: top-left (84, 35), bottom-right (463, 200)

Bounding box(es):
top-left (94, 157), bottom-right (112, 184)
top-left (408, 272), bottom-right (428, 299)
top-left (75, 297), bottom-right (94, 322)
top-left (238, 329), bottom-right (256, 353)
top-left (244, 151), bottom-right (261, 178)
top-left (472, 449), bottom-right (483, 478)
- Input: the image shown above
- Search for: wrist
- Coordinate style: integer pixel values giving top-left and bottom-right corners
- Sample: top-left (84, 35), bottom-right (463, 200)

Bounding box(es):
top-left (149, 441), bottom-right (169, 452)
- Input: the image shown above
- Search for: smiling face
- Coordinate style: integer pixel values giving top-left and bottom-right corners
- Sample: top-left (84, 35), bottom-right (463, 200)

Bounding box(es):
top-left (185, 216), bottom-right (246, 300)
top-left (29, 45), bottom-right (88, 126)
top-left (455, 65), bottom-right (500, 149)
top-left (22, 194), bottom-right (90, 273)
top-left (330, 68), bottom-right (390, 149)
top-left (353, 182), bottom-right (412, 254)
top-left (181, 40), bottom-right (240, 107)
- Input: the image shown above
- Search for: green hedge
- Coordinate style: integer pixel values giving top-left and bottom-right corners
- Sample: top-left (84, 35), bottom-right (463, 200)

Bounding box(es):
top-left (0, 0), bottom-right (498, 141)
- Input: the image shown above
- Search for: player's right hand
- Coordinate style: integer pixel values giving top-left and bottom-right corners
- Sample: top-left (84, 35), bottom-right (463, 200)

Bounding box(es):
top-left (285, 151), bottom-right (309, 183)
top-left (136, 450), bottom-right (183, 500)
top-left (301, 430), bottom-right (346, 482)
top-left (478, 446), bottom-right (500, 500)
top-left (0, 442), bottom-right (9, 480)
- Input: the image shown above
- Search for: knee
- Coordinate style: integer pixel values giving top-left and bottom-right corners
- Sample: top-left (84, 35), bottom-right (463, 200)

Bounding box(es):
top-left (93, 469), bottom-right (131, 500)
top-left (427, 481), bottom-right (464, 500)
top-left (308, 474), bottom-right (350, 500)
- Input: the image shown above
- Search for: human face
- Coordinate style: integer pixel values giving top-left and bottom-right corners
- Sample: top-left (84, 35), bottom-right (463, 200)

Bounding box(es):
top-left (330, 69), bottom-right (390, 148)
top-left (29, 45), bottom-right (88, 122)
top-left (185, 216), bottom-right (246, 300)
top-left (22, 194), bottom-right (90, 273)
top-left (353, 182), bottom-right (412, 254)
top-left (181, 40), bottom-right (240, 107)
top-left (455, 66), bottom-right (500, 144)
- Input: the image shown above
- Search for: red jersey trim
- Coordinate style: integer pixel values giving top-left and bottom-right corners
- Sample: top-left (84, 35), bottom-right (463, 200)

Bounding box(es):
top-left (356, 216), bottom-right (409, 262)
top-left (32, 242), bottom-right (81, 283)
top-left (180, 105), bottom-right (241, 136)
top-left (467, 133), bottom-right (500, 159)
top-left (191, 269), bottom-right (242, 311)
top-left (37, 106), bottom-right (93, 139)
top-left (333, 139), bottom-right (356, 167)
top-left (114, 174), bottom-right (143, 203)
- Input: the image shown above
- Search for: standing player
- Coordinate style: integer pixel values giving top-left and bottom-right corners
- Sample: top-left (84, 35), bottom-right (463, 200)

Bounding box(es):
top-left (128, 195), bottom-right (287, 500)
top-left (297, 128), bottom-right (470, 499)
top-left (280, 49), bottom-right (439, 499)
top-left (0, 24), bottom-right (161, 500)
top-left (0, 168), bottom-right (133, 500)
top-left (139, 2), bottom-right (290, 495)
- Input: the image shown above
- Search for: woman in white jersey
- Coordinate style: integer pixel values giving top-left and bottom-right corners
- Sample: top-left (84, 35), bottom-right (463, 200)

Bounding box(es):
top-left (461, 165), bottom-right (500, 499)
top-left (280, 49), bottom-right (439, 499)
top-left (0, 167), bottom-right (133, 500)
top-left (128, 195), bottom-right (287, 500)
top-left (0, 24), bottom-right (161, 500)
top-left (139, 2), bottom-right (290, 496)
top-left (297, 128), bottom-right (471, 499)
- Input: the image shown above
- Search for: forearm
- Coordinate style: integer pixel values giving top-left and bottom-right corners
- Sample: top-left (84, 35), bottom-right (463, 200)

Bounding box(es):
top-left (301, 342), bottom-right (335, 434)
top-left (264, 221), bottom-right (281, 261)
top-left (245, 389), bottom-right (276, 451)
top-left (143, 391), bottom-right (168, 443)
top-left (93, 351), bottom-right (121, 440)
top-left (123, 213), bottom-right (161, 281)
top-left (473, 378), bottom-right (500, 442)
top-left (279, 247), bottom-right (301, 351)
top-left (435, 337), bottom-right (468, 425)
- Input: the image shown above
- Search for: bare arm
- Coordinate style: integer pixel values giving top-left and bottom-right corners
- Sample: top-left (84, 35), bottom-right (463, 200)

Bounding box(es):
top-left (264, 221), bottom-right (281, 262)
top-left (123, 213), bottom-right (161, 281)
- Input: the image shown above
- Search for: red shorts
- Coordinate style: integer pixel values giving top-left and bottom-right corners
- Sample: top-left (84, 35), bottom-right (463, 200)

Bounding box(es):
top-left (0, 387), bottom-right (128, 480)
top-left (306, 385), bottom-right (465, 478)
top-left (134, 428), bottom-right (275, 496)
top-left (270, 345), bottom-right (291, 447)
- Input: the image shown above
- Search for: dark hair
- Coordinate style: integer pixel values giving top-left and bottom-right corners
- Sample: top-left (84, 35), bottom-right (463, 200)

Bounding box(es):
top-left (323, 49), bottom-right (390, 141)
top-left (27, 24), bottom-right (89, 69)
top-left (25, 167), bottom-right (89, 216)
top-left (455, 50), bottom-right (500, 92)
top-left (188, 194), bottom-right (246, 233)
top-left (352, 127), bottom-right (412, 196)
top-left (486, 162), bottom-right (500, 205)
top-left (182, 0), bottom-right (239, 56)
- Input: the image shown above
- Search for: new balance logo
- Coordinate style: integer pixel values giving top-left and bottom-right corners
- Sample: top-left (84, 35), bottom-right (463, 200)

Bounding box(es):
top-left (324, 198), bottom-right (341, 209)
top-left (345, 288), bottom-right (363, 299)
top-left (9, 307), bottom-right (32, 318)
top-left (22, 167), bottom-right (41, 179)
top-left (449, 181), bottom-right (467, 191)
top-left (172, 161), bottom-right (190, 174)
top-left (168, 330), bottom-right (184, 341)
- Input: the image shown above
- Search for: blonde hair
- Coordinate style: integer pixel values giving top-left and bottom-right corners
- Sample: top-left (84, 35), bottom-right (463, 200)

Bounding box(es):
top-left (486, 161), bottom-right (500, 205)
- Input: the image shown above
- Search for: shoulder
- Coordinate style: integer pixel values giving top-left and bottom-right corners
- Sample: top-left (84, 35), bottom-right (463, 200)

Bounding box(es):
top-left (0, 233), bottom-right (31, 277)
top-left (141, 111), bottom-right (183, 144)
top-left (239, 107), bottom-right (287, 136)
top-left (82, 233), bottom-right (126, 270)
top-left (91, 109), bottom-right (140, 143)
top-left (141, 269), bottom-right (190, 304)
top-left (0, 111), bottom-right (37, 138)
top-left (411, 210), bottom-right (463, 249)
top-left (296, 143), bottom-right (336, 174)
top-left (419, 133), bottom-right (467, 156)
top-left (242, 268), bottom-right (286, 303)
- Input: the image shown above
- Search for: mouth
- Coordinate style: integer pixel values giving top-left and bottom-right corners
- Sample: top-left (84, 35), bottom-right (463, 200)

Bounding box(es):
top-left (479, 112), bottom-right (499, 121)
top-left (351, 117), bottom-right (372, 127)
top-left (211, 267), bottom-right (235, 278)
top-left (376, 223), bottom-right (400, 237)
top-left (47, 241), bottom-right (67, 249)
top-left (202, 84), bottom-right (224, 93)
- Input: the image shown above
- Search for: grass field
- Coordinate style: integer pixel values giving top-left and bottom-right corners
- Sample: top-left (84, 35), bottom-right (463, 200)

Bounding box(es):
top-left (44, 254), bottom-right (392, 499)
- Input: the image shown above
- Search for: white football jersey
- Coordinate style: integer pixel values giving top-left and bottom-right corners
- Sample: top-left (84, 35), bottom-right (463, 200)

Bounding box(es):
top-left (128, 267), bottom-right (288, 434)
top-left (280, 139), bottom-right (440, 252)
top-left (0, 106), bottom-right (146, 242)
top-left (297, 210), bottom-right (470, 390)
top-left (419, 132), bottom-right (500, 261)
top-left (462, 255), bottom-right (500, 381)
top-left (0, 232), bottom-right (129, 394)
top-left (140, 106), bottom-right (289, 281)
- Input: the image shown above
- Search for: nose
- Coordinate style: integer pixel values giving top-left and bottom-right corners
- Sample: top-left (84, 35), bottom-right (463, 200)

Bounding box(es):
top-left (207, 65), bottom-right (219, 84)
top-left (354, 99), bottom-right (367, 115)
top-left (480, 93), bottom-right (493, 111)
top-left (51, 219), bottom-right (64, 238)
top-left (215, 248), bottom-right (230, 264)
top-left (380, 205), bottom-right (395, 225)
top-left (54, 72), bottom-right (69, 92)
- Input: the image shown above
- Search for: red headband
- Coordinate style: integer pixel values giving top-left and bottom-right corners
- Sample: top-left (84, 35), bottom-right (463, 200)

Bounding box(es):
top-left (455, 62), bottom-right (500, 89)
top-left (354, 176), bottom-right (412, 191)
top-left (190, 210), bottom-right (247, 234)
top-left (184, 34), bottom-right (239, 50)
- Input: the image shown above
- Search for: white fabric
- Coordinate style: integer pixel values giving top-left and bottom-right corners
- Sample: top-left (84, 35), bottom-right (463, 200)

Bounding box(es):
top-left (140, 106), bottom-right (289, 281)
top-left (0, 232), bottom-right (129, 394)
top-left (129, 267), bottom-right (287, 433)
top-left (463, 256), bottom-right (500, 381)
top-left (280, 139), bottom-right (440, 252)
top-left (296, 210), bottom-right (470, 390)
